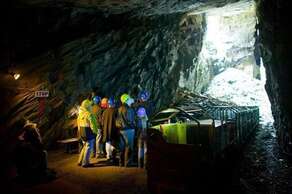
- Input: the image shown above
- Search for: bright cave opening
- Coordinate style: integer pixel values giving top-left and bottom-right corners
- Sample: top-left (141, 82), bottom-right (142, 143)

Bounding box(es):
top-left (181, 0), bottom-right (274, 124)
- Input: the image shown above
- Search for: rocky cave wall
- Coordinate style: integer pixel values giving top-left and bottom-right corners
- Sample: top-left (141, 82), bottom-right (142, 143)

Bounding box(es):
top-left (1, 7), bottom-right (205, 147)
top-left (256, 0), bottom-right (292, 153)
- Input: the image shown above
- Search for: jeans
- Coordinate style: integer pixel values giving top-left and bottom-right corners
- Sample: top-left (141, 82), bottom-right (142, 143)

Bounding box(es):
top-left (120, 129), bottom-right (135, 166)
top-left (78, 138), bottom-right (95, 166)
top-left (96, 128), bottom-right (105, 156)
top-left (138, 136), bottom-right (147, 168)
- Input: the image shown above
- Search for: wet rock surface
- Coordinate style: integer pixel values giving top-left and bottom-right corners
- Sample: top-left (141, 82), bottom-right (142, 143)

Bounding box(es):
top-left (239, 123), bottom-right (292, 194)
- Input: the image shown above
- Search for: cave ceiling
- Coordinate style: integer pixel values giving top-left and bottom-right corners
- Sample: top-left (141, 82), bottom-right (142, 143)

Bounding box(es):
top-left (15, 0), bottom-right (251, 16)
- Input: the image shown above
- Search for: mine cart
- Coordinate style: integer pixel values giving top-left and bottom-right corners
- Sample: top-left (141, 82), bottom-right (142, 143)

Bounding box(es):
top-left (147, 106), bottom-right (259, 194)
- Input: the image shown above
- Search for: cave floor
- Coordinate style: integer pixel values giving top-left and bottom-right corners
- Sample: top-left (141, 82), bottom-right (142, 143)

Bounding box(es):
top-left (7, 123), bottom-right (292, 194)
top-left (9, 150), bottom-right (149, 194)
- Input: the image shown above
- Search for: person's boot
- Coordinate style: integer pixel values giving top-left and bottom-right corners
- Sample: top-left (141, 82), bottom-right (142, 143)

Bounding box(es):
top-left (124, 147), bottom-right (130, 167)
top-left (119, 151), bottom-right (124, 167)
top-left (138, 157), bottom-right (142, 168)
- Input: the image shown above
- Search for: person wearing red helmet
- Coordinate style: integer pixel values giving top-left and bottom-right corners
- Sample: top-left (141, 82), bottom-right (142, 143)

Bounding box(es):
top-left (100, 98), bottom-right (109, 109)
top-left (101, 97), bottom-right (119, 163)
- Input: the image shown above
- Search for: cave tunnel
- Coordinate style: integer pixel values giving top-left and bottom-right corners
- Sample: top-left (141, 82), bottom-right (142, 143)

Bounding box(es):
top-left (1, 0), bottom-right (292, 193)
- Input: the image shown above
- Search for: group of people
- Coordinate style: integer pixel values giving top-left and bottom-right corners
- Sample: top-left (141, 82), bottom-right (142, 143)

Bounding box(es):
top-left (77, 90), bottom-right (150, 168)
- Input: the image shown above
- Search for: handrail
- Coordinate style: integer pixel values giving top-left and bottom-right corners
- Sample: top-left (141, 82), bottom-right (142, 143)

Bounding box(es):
top-left (173, 106), bottom-right (201, 127)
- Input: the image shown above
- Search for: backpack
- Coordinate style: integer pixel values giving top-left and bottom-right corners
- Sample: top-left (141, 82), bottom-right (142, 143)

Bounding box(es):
top-left (116, 106), bottom-right (128, 129)
top-left (96, 108), bottom-right (103, 126)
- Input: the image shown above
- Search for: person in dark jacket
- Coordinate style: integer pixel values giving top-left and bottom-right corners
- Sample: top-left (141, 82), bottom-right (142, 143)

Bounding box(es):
top-left (101, 97), bottom-right (119, 162)
top-left (117, 94), bottom-right (136, 167)
top-left (92, 96), bottom-right (104, 158)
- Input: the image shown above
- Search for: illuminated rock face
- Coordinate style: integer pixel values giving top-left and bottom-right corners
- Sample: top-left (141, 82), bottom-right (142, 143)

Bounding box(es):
top-left (205, 68), bottom-right (273, 123)
top-left (179, 1), bottom-right (258, 93)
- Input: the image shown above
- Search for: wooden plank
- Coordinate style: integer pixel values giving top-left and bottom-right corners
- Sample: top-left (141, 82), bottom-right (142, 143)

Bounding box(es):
top-left (57, 137), bottom-right (79, 144)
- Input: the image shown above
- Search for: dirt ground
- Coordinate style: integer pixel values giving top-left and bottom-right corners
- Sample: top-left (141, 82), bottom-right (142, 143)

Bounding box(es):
top-left (5, 123), bottom-right (292, 194)
top-left (8, 151), bottom-right (149, 194)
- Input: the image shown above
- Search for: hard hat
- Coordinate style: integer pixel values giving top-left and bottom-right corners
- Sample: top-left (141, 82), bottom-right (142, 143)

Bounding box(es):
top-left (108, 97), bottom-right (115, 107)
top-left (138, 90), bottom-right (150, 102)
top-left (120, 93), bottom-right (129, 104)
top-left (101, 98), bottom-right (108, 109)
top-left (81, 99), bottom-right (92, 111)
top-left (93, 96), bottom-right (101, 104)
top-left (126, 97), bottom-right (134, 106)
top-left (137, 107), bottom-right (147, 118)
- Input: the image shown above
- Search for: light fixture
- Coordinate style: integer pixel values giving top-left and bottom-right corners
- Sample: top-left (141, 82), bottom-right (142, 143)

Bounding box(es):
top-left (8, 71), bottom-right (21, 80)
top-left (13, 73), bottom-right (20, 80)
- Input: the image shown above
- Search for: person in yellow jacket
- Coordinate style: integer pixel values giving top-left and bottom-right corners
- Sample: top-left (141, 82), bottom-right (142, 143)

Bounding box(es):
top-left (77, 98), bottom-right (98, 167)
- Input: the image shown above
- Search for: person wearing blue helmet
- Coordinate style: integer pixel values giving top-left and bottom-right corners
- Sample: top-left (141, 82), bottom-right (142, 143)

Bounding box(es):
top-left (138, 90), bottom-right (150, 102)
top-left (92, 96), bottom-right (104, 158)
top-left (136, 90), bottom-right (154, 118)
top-left (93, 96), bottom-right (101, 105)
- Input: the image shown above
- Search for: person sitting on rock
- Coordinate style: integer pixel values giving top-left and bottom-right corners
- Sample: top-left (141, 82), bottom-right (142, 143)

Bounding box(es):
top-left (15, 121), bottom-right (56, 182)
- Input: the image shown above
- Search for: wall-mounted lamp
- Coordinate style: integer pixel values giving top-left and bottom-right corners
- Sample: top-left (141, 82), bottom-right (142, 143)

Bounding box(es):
top-left (13, 73), bottom-right (21, 80)
top-left (8, 71), bottom-right (21, 80)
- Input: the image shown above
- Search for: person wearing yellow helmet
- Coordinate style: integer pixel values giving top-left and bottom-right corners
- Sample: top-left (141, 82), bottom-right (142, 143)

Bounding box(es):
top-left (120, 93), bottom-right (130, 104)
top-left (77, 97), bottom-right (98, 167)
top-left (117, 94), bottom-right (136, 167)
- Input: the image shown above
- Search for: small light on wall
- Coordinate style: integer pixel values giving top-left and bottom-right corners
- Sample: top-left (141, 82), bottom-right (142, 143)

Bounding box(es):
top-left (13, 73), bottom-right (20, 80)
